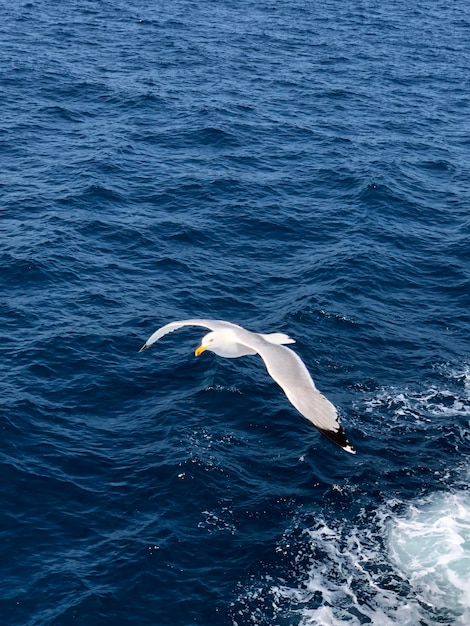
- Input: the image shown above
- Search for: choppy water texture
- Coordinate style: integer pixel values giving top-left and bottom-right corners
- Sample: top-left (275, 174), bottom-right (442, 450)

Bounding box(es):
top-left (1, 0), bottom-right (470, 624)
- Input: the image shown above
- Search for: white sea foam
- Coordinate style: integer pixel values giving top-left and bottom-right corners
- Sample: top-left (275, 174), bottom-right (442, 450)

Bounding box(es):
top-left (360, 362), bottom-right (470, 432)
top-left (363, 386), bottom-right (470, 421)
top-left (388, 490), bottom-right (470, 623)
top-left (232, 489), bottom-right (470, 625)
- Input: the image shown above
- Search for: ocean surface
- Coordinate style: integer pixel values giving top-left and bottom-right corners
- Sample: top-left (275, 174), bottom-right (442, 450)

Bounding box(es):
top-left (1, 0), bottom-right (470, 624)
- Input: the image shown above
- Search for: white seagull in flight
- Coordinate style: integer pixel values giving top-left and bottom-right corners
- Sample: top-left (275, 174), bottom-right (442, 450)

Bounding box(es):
top-left (140, 319), bottom-right (355, 454)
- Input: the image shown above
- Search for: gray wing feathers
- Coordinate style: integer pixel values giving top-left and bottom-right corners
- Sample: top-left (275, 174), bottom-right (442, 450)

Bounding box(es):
top-left (256, 343), bottom-right (355, 453)
top-left (240, 337), bottom-right (341, 433)
top-left (139, 319), bottom-right (240, 351)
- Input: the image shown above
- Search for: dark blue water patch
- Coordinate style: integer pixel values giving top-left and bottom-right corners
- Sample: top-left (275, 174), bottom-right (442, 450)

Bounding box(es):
top-left (39, 105), bottom-right (92, 125)
top-left (59, 185), bottom-right (127, 213)
top-left (2, 255), bottom-right (55, 285)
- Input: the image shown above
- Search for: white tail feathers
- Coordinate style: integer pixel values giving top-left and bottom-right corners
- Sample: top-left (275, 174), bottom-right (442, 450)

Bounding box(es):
top-left (260, 332), bottom-right (296, 345)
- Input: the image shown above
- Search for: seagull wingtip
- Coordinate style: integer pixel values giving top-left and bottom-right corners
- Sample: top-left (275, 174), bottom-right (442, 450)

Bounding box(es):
top-left (139, 343), bottom-right (149, 352)
top-left (317, 427), bottom-right (356, 454)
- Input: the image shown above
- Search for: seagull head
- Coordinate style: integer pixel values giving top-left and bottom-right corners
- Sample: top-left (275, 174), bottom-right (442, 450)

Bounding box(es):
top-left (195, 330), bottom-right (227, 356)
top-left (194, 329), bottom-right (246, 358)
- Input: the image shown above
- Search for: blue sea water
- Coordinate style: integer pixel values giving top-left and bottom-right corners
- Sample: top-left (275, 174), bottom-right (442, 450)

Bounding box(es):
top-left (1, 0), bottom-right (470, 624)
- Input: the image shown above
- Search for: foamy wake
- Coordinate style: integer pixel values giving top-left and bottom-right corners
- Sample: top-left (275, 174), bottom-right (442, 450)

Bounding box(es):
top-left (389, 491), bottom-right (470, 622)
top-left (232, 490), bottom-right (470, 625)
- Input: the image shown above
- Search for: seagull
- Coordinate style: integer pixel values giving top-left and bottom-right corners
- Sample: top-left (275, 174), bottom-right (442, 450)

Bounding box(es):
top-left (139, 319), bottom-right (355, 454)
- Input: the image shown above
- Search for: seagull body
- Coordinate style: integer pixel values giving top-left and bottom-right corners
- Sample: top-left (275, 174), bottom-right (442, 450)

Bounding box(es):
top-left (140, 319), bottom-right (355, 454)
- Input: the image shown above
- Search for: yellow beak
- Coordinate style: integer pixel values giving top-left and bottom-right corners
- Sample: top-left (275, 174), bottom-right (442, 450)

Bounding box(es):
top-left (195, 345), bottom-right (207, 357)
